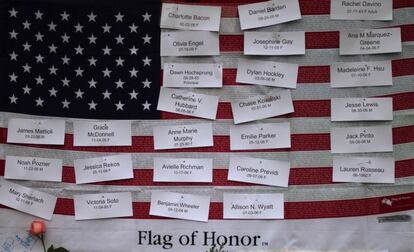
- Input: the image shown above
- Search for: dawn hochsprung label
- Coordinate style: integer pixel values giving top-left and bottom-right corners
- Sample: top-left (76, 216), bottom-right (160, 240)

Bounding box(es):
top-left (7, 118), bottom-right (65, 145)
top-left (330, 0), bottom-right (392, 20)
top-left (163, 63), bottom-right (223, 88)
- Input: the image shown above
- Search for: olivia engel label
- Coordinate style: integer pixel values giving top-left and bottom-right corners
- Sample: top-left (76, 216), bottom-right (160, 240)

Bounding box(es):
top-left (7, 118), bottom-right (65, 145)
top-left (238, 0), bottom-right (301, 30)
top-left (330, 60), bottom-right (392, 88)
top-left (333, 156), bottom-right (395, 183)
top-left (330, 0), bottom-right (392, 20)
top-left (73, 120), bottom-right (131, 146)
top-left (330, 125), bottom-right (393, 153)
top-left (74, 154), bottom-right (133, 184)
top-left (339, 28), bottom-right (402, 55)
top-left (150, 191), bottom-right (210, 222)
top-left (74, 192), bottom-right (133, 220)
top-left (223, 193), bottom-right (284, 219)
top-left (153, 123), bottom-right (213, 150)
top-left (230, 122), bottom-right (291, 150)
top-left (244, 31), bottom-right (305, 55)
top-left (163, 63), bottom-right (223, 88)
top-left (228, 156), bottom-right (290, 187)
top-left (331, 97), bottom-right (393, 121)
top-left (236, 58), bottom-right (298, 88)
top-left (160, 3), bottom-right (221, 31)
top-left (154, 158), bottom-right (213, 182)
top-left (161, 31), bottom-right (220, 56)
top-left (0, 179), bottom-right (57, 220)
top-left (157, 87), bottom-right (219, 120)
top-left (231, 90), bottom-right (294, 124)
top-left (4, 156), bottom-right (62, 182)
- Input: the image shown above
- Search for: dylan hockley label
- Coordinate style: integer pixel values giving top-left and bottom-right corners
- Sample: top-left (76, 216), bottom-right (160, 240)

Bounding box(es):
top-left (339, 27), bottom-right (402, 55)
top-left (331, 97), bottom-right (393, 121)
top-left (154, 158), bottom-right (213, 183)
top-left (163, 63), bottom-right (223, 88)
top-left (7, 118), bottom-right (65, 145)
top-left (73, 120), bottom-right (132, 146)
top-left (161, 31), bottom-right (220, 56)
top-left (5, 156), bottom-right (62, 182)
top-left (330, 0), bottom-right (392, 20)
top-left (244, 31), bottom-right (305, 55)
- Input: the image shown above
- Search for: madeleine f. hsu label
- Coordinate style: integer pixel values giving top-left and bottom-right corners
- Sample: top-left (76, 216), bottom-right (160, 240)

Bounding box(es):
top-left (7, 118), bottom-right (65, 145)
top-left (161, 31), bottom-right (220, 56)
top-left (154, 158), bottom-right (213, 182)
top-left (331, 97), bottom-right (393, 121)
top-left (73, 120), bottom-right (131, 146)
top-left (244, 31), bottom-right (305, 55)
top-left (330, 0), bottom-right (392, 20)
top-left (163, 63), bottom-right (223, 88)
top-left (5, 156), bottom-right (62, 182)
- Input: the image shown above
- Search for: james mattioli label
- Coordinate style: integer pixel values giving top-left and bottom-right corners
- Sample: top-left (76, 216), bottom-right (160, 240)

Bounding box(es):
top-left (161, 31), bottom-right (220, 56)
top-left (230, 122), bottom-right (291, 150)
top-left (330, 60), bottom-right (392, 88)
top-left (160, 3), bottom-right (221, 31)
top-left (333, 156), bottom-right (395, 183)
top-left (331, 97), bottom-right (393, 121)
top-left (339, 28), bottom-right (402, 55)
top-left (228, 156), bottom-right (290, 187)
top-left (153, 158), bottom-right (213, 182)
top-left (74, 192), bottom-right (133, 220)
top-left (244, 31), bottom-right (305, 55)
top-left (153, 123), bottom-right (213, 150)
top-left (0, 179), bottom-right (57, 220)
top-left (236, 58), bottom-right (298, 88)
top-left (7, 118), bottom-right (65, 145)
top-left (330, 0), bottom-right (392, 20)
top-left (149, 191), bottom-right (210, 222)
top-left (231, 90), bottom-right (294, 124)
top-left (223, 193), bottom-right (284, 219)
top-left (238, 0), bottom-right (301, 30)
top-left (73, 154), bottom-right (133, 184)
top-left (73, 120), bottom-right (131, 147)
top-left (157, 87), bottom-right (219, 120)
top-left (163, 63), bottom-right (223, 88)
top-left (330, 125), bottom-right (393, 153)
top-left (4, 156), bottom-right (62, 182)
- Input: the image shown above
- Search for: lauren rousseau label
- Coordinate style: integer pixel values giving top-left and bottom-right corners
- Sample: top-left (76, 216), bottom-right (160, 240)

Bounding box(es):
top-left (73, 120), bottom-right (132, 146)
top-left (330, 0), bottom-right (392, 20)
top-left (5, 156), bottom-right (62, 182)
top-left (7, 118), bottom-right (65, 145)
top-left (244, 31), bottom-right (305, 55)
top-left (161, 31), bottom-right (220, 56)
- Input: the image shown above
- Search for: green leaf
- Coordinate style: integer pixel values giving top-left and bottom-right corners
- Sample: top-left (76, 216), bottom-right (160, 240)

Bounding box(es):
top-left (53, 247), bottom-right (70, 252)
top-left (47, 245), bottom-right (54, 252)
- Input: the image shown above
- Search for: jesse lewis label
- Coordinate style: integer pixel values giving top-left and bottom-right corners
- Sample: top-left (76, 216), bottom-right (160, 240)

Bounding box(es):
top-left (331, 97), bottom-right (393, 121)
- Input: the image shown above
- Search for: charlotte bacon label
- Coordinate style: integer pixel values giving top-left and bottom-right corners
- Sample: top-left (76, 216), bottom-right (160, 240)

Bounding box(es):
top-left (223, 193), bottom-right (284, 219)
top-left (7, 118), bottom-right (65, 145)
top-left (163, 63), bottom-right (223, 88)
top-left (330, 60), bottom-right (392, 88)
top-left (244, 31), bottom-right (305, 55)
top-left (160, 3), bottom-right (221, 31)
top-left (238, 0), bottom-right (301, 30)
top-left (154, 158), bottom-right (213, 183)
top-left (331, 97), bottom-right (393, 121)
top-left (330, 125), bottom-right (393, 154)
top-left (157, 87), bottom-right (219, 120)
top-left (5, 156), bottom-right (63, 182)
top-left (330, 0), bottom-right (392, 20)
top-left (333, 156), bottom-right (395, 183)
top-left (161, 31), bottom-right (220, 56)
top-left (339, 28), bottom-right (402, 55)
top-left (73, 120), bottom-right (132, 146)
top-left (231, 90), bottom-right (294, 124)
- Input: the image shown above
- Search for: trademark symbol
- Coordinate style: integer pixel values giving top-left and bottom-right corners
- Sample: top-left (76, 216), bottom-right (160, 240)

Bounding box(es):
top-left (261, 242), bottom-right (269, 246)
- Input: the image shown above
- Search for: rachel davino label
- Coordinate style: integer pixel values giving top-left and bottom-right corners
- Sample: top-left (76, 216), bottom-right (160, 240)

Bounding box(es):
top-left (7, 118), bottom-right (65, 145)
top-left (5, 156), bottom-right (62, 182)
top-left (330, 0), bottom-right (392, 20)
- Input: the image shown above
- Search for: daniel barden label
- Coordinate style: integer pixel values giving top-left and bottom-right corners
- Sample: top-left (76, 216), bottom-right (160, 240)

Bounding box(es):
top-left (161, 31), bottom-right (220, 56)
top-left (339, 28), bottom-right (401, 55)
top-left (330, 0), bottom-right (392, 20)
top-left (244, 31), bottom-right (305, 55)
top-left (163, 63), bottom-right (223, 88)
top-left (154, 158), bottom-right (213, 182)
top-left (331, 97), bottom-right (393, 121)
top-left (7, 118), bottom-right (65, 145)
top-left (73, 120), bottom-right (131, 146)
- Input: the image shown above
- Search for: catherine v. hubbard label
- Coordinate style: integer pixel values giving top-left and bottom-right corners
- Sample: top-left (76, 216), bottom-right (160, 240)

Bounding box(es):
top-left (161, 31), bottom-right (220, 56)
top-left (160, 3), bottom-right (221, 31)
top-left (244, 31), bottom-right (305, 55)
top-left (339, 28), bottom-right (401, 55)
top-left (154, 158), bottom-right (213, 182)
top-left (73, 120), bottom-right (131, 146)
top-left (238, 0), bottom-right (301, 30)
top-left (163, 63), bottom-right (223, 88)
top-left (330, 0), bottom-right (392, 20)
top-left (5, 156), bottom-right (62, 182)
top-left (331, 97), bottom-right (393, 121)
top-left (0, 179), bottom-right (57, 220)
top-left (7, 118), bottom-right (65, 145)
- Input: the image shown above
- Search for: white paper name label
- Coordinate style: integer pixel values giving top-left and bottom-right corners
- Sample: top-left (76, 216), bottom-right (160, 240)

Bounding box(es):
top-left (331, 97), bottom-right (393, 121)
top-left (157, 87), bottom-right (219, 120)
top-left (5, 156), bottom-right (62, 182)
top-left (228, 156), bottom-right (290, 187)
top-left (73, 121), bottom-right (131, 147)
top-left (331, 125), bottom-right (393, 153)
top-left (230, 122), bottom-right (291, 150)
top-left (0, 179), bottom-right (57, 220)
top-left (150, 191), bottom-right (210, 222)
top-left (74, 192), bottom-right (133, 220)
top-left (223, 193), bottom-right (284, 219)
top-left (231, 90), bottom-right (294, 124)
top-left (163, 63), bottom-right (223, 88)
top-left (74, 154), bottom-right (133, 184)
top-left (330, 0), bottom-right (392, 20)
top-left (161, 31), bottom-right (220, 56)
top-left (244, 31), bottom-right (305, 55)
top-left (7, 118), bottom-right (65, 145)
top-left (153, 123), bottom-right (213, 150)
top-left (333, 156), bottom-right (395, 183)
top-left (339, 28), bottom-right (402, 55)
top-left (330, 60), bottom-right (392, 88)
top-left (236, 59), bottom-right (298, 88)
top-left (160, 3), bottom-right (221, 31)
top-left (154, 158), bottom-right (213, 182)
top-left (238, 0), bottom-right (301, 30)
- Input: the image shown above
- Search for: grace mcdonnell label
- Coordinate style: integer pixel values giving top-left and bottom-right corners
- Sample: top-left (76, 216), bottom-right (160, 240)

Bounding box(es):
top-left (7, 118), bottom-right (65, 145)
top-left (73, 120), bottom-right (132, 146)
top-left (331, 97), bottom-right (393, 121)
top-left (244, 31), bottom-right (305, 55)
top-left (154, 158), bottom-right (213, 183)
top-left (161, 31), bottom-right (220, 56)
top-left (238, 0), bottom-right (301, 30)
top-left (330, 0), bottom-right (392, 20)
top-left (5, 156), bottom-right (62, 182)
top-left (163, 63), bottom-right (223, 88)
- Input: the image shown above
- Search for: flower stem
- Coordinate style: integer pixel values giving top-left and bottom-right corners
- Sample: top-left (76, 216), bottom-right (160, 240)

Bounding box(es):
top-left (40, 234), bottom-right (47, 252)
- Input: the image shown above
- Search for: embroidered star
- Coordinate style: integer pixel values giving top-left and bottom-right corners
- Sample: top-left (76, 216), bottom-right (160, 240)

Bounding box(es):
top-left (129, 90), bottom-right (138, 99)
top-left (61, 33), bottom-right (70, 43)
top-left (49, 65), bottom-right (58, 75)
top-left (35, 54), bottom-right (44, 63)
top-left (102, 46), bottom-right (112, 55)
top-left (115, 34), bottom-right (125, 44)
top-left (142, 56), bottom-right (152, 66)
top-left (22, 20), bottom-right (31, 30)
top-left (62, 99), bottom-right (70, 108)
top-left (88, 79), bottom-right (97, 88)
top-left (129, 67), bottom-right (138, 77)
top-left (48, 44), bottom-right (58, 53)
top-left (23, 42), bottom-right (32, 51)
top-left (129, 46), bottom-right (138, 55)
top-left (61, 77), bottom-right (71, 87)
top-left (22, 85), bottom-right (31, 95)
top-left (102, 68), bottom-right (112, 77)
top-left (88, 12), bottom-right (97, 22)
top-left (88, 57), bottom-right (98, 66)
top-left (74, 45), bottom-right (84, 55)
top-left (22, 63), bottom-right (31, 73)
top-left (61, 55), bottom-right (70, 65)
top-left (115, 57), bottom-right (125, 66)
top-left (142, 100), bottom-right (151, 110)
top-left (9, 30), bottom-right (18, 39)
top-left (75, 88), bottom-right (84, 98)
top-left (129, 23), bottom-right (138, 33)
top-left (61, 11), bottom-right (70, 21)
top-left (88, 100), bottom-right (98, 110)
top-left (74, 23), bottom-right (84, 32)
top-left (49, 87), bottom-right (58, 97)
top-left (142, 78), bottom-right (151, 88)
top-left (115, 101), bottom-right (125, 111)
top-left (35, 32), bottom-right (44, 41)
top-left (9, 51), bottom-right (18, 61)
top-left (115, 12), bottom-right (124, 22)
top-left (142, 34), bottom-right (152, 44)
top-left (74, 67), bottom-right (84, 77)
top-left (35, 75), bottom-right (44, 85)
top-left (142, 12), bottom-right (151, 22)
top-left (48, 21), bottom-right (57, 31)
top-left (9, 8), bottom-right (18, 18)
top-left (9, 95), bottom-right (18, 104)
top-left (115, 79), bottom-right (125, 88)
top-left (35, 97), bottom-right (44, 107)
top-left (102, 90), bottom-right (111, 99)
top-left (102, 23), bottom-right (111, 33)
top-left (34, 10), bottom-right (43, 20)
top-left (9, 73), bottom-right (18, 82)
top-left (88, 34), bottom-right (97, 44)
